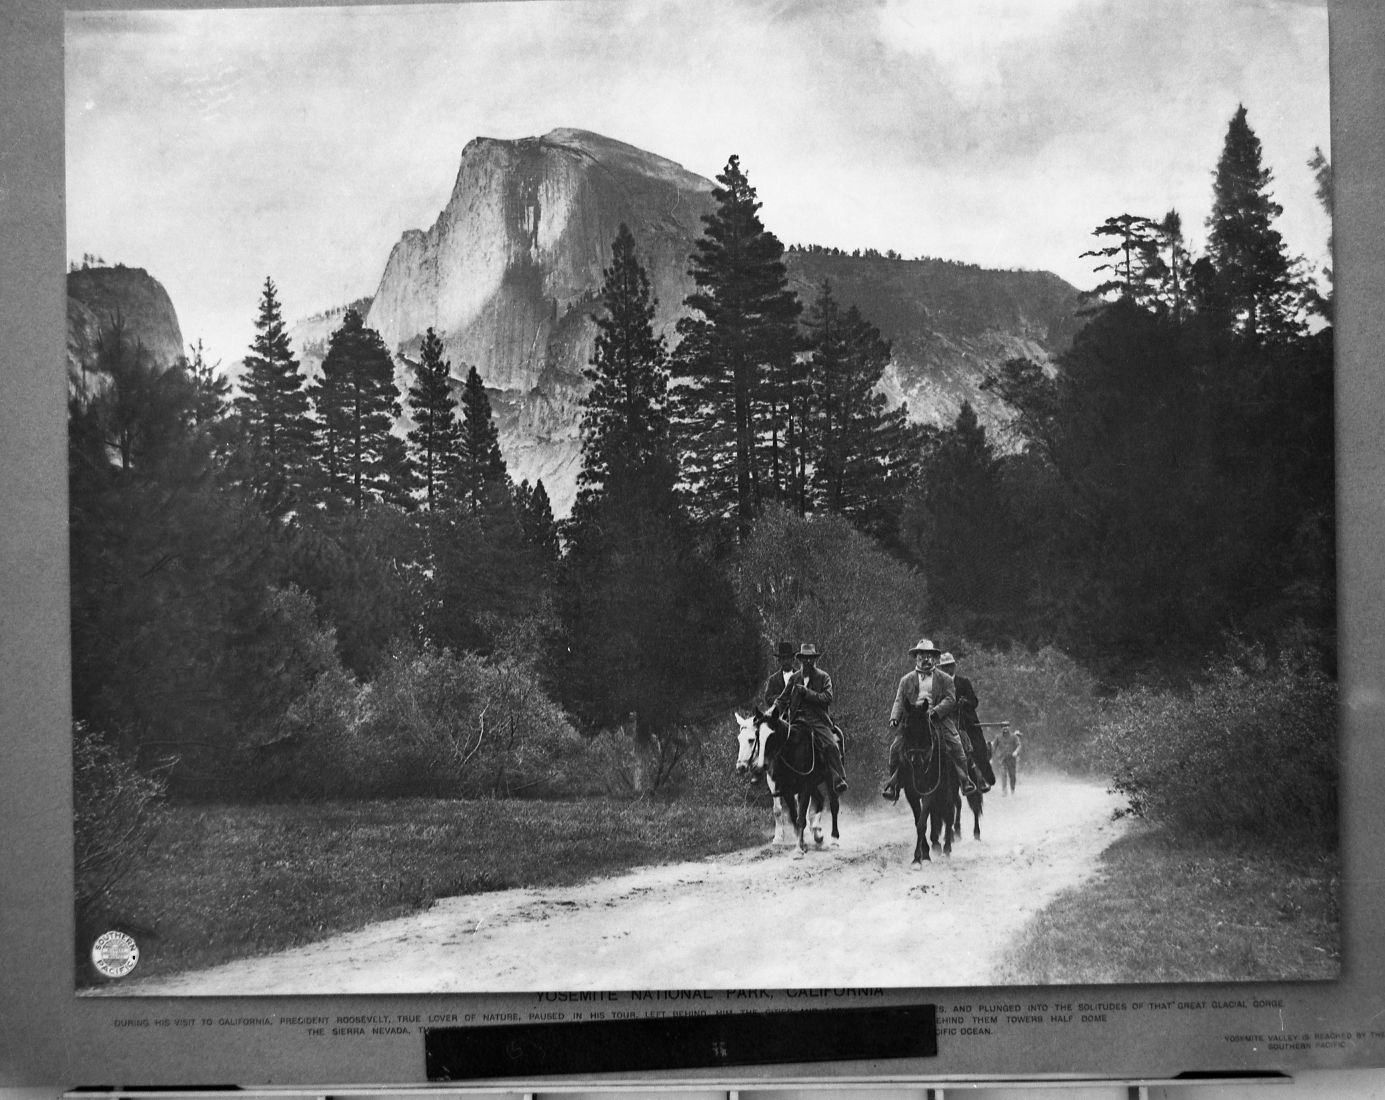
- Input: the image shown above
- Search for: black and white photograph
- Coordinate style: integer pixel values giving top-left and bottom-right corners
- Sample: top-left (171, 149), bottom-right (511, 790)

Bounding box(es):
top-left (62, 0), bottom-right (1338, 998)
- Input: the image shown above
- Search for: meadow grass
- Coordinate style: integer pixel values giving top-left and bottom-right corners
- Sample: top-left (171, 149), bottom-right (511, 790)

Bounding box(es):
top-left (83, 795), bottom-right (771, 984)
top-left (993, 823), bottom-right (1340, 984)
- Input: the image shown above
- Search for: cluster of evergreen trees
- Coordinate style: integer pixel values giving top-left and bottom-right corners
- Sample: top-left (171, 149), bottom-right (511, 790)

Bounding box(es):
top-left (905, 106), bottom-right (1334, 674)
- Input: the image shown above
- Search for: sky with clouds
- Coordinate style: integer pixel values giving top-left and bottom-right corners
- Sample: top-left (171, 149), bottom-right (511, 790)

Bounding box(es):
top-left (65, 0), bottom-right (1331, 370)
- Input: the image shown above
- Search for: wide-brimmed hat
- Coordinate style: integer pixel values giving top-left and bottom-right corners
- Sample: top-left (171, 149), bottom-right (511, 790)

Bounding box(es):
top-left (938, 652), bottom-right (957, 667)
top-left (797, 643), bottom-right (821, 660)
top-left (776, 641), bottom-right (796, 660)
top-left (909, 638), bottom-right (940, 655)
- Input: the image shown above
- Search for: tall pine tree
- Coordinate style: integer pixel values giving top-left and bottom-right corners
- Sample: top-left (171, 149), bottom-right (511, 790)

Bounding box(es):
top-left (232, 277), bottom-right (314, 514)
top-left (574, 222), bottom-right (676, 522)
top-left (804, 282), bottom-right (911, 539)
top-left (557, 224), bottom-right (754, 735)
top-left (455, 365), bottom-right (511, 515)
top-left (672, 155), bottom-right (801, 537)
top-left (405, 327), bottom-right (464, 511)
top-left (311, 307), bottom-right (406, 512)
top-left (1204, 104), bottom-right (1299, 342)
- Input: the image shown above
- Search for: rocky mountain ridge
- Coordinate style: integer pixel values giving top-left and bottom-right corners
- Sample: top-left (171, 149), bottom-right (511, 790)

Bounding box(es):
top-left (66, 265), bottom-right (185, 396)
top-left (297, 129), bottom-right (1083, 515)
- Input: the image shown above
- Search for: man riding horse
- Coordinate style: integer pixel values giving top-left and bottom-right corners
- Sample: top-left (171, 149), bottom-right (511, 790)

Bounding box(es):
top-left (939, 651), bottom-right (996, 790)
top-left (768, 642), bottom-right (848, 795)
top-left (881, 638), bottom-right (990, 802)
top-left (763, 640), bottom-right (798, 709)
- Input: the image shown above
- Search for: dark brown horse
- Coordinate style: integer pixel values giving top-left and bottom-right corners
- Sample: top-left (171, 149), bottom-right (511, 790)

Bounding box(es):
top-left (898, 702), bottom-right (956, 865)
top-left (952, 780), bottom-right (985, 841)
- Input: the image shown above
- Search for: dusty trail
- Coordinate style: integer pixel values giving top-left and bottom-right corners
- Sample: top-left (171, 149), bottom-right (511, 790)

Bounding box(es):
top-left (99, 772), bottom-right (1128, 995)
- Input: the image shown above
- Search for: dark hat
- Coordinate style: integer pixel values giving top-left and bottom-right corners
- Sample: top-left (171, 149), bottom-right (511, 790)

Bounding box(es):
top-left (776, 641), bottom-right (796, 660)
top-left (909, 638), bottom-right (940, 655)
top-left (797, 642), bottom-right (821, 660)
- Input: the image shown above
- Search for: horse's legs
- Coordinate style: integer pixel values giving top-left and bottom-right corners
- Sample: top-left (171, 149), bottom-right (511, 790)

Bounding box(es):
top-left (969, 791), bottom-right (983, 840)
top-left (903, 788), bottom-right (927, 866)
top-left (772, 799), bottom-right (786, 844)
top-left (791, 791), bottom-right (810, 856)
top-left (781, 791), bottom-right (805, 855)
top-left (827, 785), bottom-right (840, 844)
top-left (810, 788), bottom-right (825, 847)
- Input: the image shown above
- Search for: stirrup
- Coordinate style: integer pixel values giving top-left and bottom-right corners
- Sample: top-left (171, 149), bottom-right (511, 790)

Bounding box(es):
top-left (881, 783), bottom-right (899, 803)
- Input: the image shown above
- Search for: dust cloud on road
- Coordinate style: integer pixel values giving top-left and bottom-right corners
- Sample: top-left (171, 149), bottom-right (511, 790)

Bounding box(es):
top-left (99, 772), bottom-right (1129, 995)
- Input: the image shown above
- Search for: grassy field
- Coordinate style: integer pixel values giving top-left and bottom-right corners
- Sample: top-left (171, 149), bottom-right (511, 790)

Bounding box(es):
top-left (993, 823), bottom-right (1341, 984)
top-left (81, 794), bottom-right (771, 985)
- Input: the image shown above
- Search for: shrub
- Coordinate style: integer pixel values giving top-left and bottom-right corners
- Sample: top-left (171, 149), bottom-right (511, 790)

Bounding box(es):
top-left (272, 643), bottom-right (590, 800)
top-left (1092, 649), bottom-right (1338, 843)
top-left (73, 720), bottom-right (166, 920)
top-left (945, 642), bottom-right (1104, 770)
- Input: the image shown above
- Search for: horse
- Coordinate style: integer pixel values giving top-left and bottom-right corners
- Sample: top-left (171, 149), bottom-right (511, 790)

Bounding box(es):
top-left (897, 703), bottom-right (956, 866)
top-left (748, 707), bottom-right (840, 856)
top-left (952, 779), bottom-right (985, 841)
top-left (734, 710), bottom-right (787, 844)
top-left (952, 728), bottom-right (988, 841)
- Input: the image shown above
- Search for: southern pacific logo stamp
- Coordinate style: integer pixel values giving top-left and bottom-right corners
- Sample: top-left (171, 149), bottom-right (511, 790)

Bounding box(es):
top-left (91, 930), bottom-right (140, 978)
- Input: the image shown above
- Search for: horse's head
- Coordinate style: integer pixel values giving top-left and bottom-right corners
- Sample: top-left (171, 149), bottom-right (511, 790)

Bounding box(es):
top-left (734, 711), bottom-right (762, 776)
top-left (735, 709), bottom-right (782, 776)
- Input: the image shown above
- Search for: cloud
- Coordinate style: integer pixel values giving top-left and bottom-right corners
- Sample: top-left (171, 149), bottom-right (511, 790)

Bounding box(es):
top-left (63, 0), bottom-right (1329, 366)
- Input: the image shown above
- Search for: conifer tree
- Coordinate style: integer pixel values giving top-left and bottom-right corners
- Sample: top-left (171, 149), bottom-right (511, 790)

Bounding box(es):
top-left (233, 277), bottom-right (314, 514)
top-left (1079, 214), bottom-right (1165, 309)
top-left (672, 155), bottom-right (801, 537)
top-left (804, 282), bottom-right (911, 539)
top-left (1155, 210), bottom-right (1191, 321)
top-left (575, 223), bottom-right (677, 523)
top-left (517, 478), bottom-right (560, 563)
top-left (1204, 104), bottom-right (1299, 341)
top-left (555, 222), bottom-right (754, 738)
top-left (405, 327), bottom-right (464, 511)
top-left (311, 307), bottom-right (404, 512)
top-left (456, 364), bottom-right (511, 514)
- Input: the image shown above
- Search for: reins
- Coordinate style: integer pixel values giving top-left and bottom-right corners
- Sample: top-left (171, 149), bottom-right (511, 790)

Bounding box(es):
top-left (904, 717), bottom-right (944, 799)
top-left (762, 717), bottom-right (817, 779)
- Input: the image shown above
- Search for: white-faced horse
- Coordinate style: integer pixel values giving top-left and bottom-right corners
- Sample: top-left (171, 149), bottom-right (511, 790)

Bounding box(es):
top-left (734, 710), bottom-right (787, 843)
top-left (733, 710), bottom-right (840, 856)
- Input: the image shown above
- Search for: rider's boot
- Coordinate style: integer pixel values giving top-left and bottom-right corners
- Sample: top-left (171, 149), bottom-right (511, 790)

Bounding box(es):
top-left (955, 761), bottom-right (977, 796)
top-left (970, 762), bottom-right (992, 793)
top-left (880, 771), bottom-right (901, 802)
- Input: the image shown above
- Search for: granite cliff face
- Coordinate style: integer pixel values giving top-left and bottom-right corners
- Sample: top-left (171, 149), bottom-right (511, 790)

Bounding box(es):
top-left (312, 128), bottom-right (1082, 515)
top-left (782, 252), bottom-right (1084, 439)
top-left (67, 265), bottom-right (186, 395)
top-left (353, 128), bottom-right (717, 514)
top-left (367, 128), bottom-right (713, 391)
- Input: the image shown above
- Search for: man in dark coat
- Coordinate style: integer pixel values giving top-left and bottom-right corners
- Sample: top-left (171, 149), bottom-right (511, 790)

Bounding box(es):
top-left (763, 640), bottom-right (797, 710)
top-left (939, 652), bottom-right (996, 789)
top-left (881, 638), bottom-right (988, 801)
top-left (769, 642), bottom-right (848, 794)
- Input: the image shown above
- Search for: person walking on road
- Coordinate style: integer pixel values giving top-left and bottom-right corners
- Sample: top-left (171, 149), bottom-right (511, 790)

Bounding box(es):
top-left (992, 725), bottom-right (1023, 795)
top-left (938, 652), bottom-right (996, 790)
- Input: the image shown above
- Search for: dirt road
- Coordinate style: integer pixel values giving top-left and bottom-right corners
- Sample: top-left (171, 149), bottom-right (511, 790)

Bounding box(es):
top-left (102, 772), bottom-right (1128, 995)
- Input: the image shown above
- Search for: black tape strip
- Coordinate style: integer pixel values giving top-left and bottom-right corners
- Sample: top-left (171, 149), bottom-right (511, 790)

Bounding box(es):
top-left (425, 1003), bottom-right (937, 1080)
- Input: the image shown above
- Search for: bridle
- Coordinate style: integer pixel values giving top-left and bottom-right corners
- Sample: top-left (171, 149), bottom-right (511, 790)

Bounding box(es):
top-left (902, 705), bottom-right (944, 798)
top-left (767, 715), bottom-right (817, 778)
